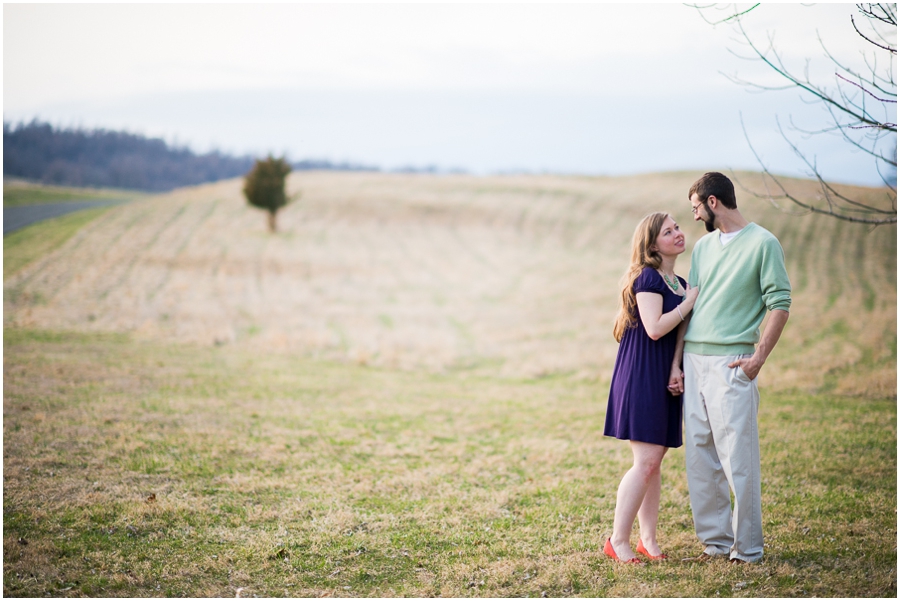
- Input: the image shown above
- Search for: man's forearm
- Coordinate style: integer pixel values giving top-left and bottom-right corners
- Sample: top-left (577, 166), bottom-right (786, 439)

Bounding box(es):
top-left (728, 309), bottom-right (789, 379)
top-left (754, 309), bottom-right (789, 365)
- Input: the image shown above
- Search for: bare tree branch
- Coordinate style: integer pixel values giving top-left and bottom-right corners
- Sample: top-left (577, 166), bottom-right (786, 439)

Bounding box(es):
top-left (739, 116), bottom-right (896, 224)
top-left (836, 73), bottom-right (897, 106)
top-left (852, 14), bottom-right (897, 53)
top-left (695, 3), bottom-right (896, 224)
top-left (731, 15), bottom-right (889, 129)
top-left (685, 3), bottom-right (759, 25)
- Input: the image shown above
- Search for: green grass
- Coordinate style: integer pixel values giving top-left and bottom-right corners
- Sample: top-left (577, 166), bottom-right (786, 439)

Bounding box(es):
top-left (4, 207), bottom-right (113, 278)
top-left (3, 329), bottom-right (896, 597)
top-left (2, 176), bottom-right (895, 596)
top-left (3, 181), bottom-right (141, 207)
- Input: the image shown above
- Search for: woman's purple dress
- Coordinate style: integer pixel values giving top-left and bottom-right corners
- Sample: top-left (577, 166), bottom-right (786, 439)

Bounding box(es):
top-left (605, 267), bottom-right (685, 448)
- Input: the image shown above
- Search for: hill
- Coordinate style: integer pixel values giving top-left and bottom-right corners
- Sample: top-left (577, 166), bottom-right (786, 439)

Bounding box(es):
top-left (3, 171), bottom-right (895, 597)
top-left (3, 171), bottom-right (895, 396)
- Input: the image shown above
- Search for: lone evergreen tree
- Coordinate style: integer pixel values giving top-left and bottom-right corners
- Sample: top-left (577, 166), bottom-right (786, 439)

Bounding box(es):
top-left (243, 155), bottom-right (295, 233)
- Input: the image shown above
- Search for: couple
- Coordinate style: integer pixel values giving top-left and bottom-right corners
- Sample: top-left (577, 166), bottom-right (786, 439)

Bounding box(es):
top-left (603, 172), bottom-right (792, 565)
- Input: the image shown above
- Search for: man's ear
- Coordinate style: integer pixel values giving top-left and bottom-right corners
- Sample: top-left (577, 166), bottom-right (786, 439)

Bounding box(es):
top-left (706, 195), bottom-right (719, 210)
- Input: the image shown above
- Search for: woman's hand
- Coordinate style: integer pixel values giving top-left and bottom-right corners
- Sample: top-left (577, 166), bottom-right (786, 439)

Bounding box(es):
top-left (682, 283), bottom-right (699, 310)
top-left (667, 364), bottom-right (684, 395)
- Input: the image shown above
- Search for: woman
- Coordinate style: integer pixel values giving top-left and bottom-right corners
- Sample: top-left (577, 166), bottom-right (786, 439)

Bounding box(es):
top-left (603, 212), bottom-right (698, 564)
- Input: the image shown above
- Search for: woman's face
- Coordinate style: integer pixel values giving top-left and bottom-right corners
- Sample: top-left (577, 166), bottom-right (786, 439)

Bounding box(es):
top-left (652, 216), bottom-right (686, 257)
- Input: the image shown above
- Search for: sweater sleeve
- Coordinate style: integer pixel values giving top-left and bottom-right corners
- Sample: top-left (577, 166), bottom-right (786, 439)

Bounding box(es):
top-left (759, 235), bottom-right (792, 312)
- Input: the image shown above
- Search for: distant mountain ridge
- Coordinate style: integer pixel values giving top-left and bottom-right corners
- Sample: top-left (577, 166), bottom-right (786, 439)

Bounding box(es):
top-left (2, 120), bottom-right (396, 193)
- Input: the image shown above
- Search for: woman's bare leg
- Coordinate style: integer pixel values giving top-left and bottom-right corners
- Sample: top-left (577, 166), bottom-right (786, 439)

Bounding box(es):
top-left (609, 441), bottom-right (667, 560)
top-left (637, 457), bottom-right (666, 556)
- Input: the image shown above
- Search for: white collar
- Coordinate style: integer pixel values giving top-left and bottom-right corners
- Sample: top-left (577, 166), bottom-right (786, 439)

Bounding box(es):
top-left (719, 227), bottom-right (745, 246)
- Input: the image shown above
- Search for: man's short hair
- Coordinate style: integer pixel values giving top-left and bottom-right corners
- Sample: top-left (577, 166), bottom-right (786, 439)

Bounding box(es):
top-left (689, 172), bottom-right (737, 209)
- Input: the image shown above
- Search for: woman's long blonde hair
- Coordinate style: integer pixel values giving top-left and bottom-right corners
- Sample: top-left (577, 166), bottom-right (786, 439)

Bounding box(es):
top-left (612, 212), bottom-right (670, 342)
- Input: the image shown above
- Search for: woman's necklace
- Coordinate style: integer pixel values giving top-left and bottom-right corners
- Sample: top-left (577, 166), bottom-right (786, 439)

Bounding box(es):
top-left (662, 272), bottom-right (679, 292)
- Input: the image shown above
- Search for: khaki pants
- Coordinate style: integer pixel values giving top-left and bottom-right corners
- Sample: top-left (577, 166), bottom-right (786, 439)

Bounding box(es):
top-left (683, 353), bottom-right (763, 563)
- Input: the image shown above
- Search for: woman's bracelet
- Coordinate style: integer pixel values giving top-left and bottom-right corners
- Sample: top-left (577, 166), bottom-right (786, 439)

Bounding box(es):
top-left (676, 305), bottom-right (685, 321)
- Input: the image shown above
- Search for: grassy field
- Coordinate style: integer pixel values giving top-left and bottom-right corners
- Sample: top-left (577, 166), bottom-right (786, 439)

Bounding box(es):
top-left (3, 178), bottom-right (144, 277)
top-left (3, 171), bottom-right (895, 394)
top-left (3, 179), bottom-right (144, 207)
top-left (3, 329), bottom-right (895, 597)
top-left (4, 207), bottom-right (114, 277)
top-left (3, 172), bottom-right (896, 596)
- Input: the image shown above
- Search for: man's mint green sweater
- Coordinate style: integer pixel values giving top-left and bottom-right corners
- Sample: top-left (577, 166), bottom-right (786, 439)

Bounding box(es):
top-left (685, 223), bottom-right (792, 356)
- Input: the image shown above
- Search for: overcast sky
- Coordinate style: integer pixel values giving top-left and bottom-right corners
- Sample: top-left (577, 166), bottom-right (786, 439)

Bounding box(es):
top-left (4, 3), bottom-right (895, 185)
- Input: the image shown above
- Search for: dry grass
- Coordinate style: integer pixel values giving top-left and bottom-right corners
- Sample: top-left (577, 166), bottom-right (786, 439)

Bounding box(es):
top-left (2, 329), bottom-right (895, 597)
top-left (3, 172), bottom-right (895, 597)
top-left (3, 171), bottom-right (895, 394)
top-left (4, 207), bottom-right (115, 278)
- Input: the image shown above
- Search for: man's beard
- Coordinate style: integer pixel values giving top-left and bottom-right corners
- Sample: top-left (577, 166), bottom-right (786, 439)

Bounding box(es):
top-left (701, 207), bottom-right (716, 232)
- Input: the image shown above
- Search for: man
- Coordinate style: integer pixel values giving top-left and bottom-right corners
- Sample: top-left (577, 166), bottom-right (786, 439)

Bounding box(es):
top-left (681, 172), bottom-right (791, 564)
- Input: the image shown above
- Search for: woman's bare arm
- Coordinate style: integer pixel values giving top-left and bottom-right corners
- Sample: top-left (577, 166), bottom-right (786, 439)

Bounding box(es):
top-left (635, 288), bottom-right (696, 341)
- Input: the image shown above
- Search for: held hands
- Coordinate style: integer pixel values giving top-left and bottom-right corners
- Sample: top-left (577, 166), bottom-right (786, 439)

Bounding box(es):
top-left (667, 364), bottom-right (684, 396)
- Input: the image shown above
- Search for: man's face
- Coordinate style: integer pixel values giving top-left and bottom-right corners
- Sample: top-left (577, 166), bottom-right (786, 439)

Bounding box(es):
top-left (690, 193), bottom-right (716, 233)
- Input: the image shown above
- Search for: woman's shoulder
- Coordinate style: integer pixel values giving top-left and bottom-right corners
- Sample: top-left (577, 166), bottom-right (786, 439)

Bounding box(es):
top-left (637, 266), bottom-right (659, 280)
top-left (635, 266), bottom-right (665, 293)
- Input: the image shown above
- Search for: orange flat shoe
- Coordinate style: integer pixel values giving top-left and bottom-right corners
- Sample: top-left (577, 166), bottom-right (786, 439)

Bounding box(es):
top-left (604, 538), bottom-right (643, 564)
top-left (637, 539), bottom-right (668, 561)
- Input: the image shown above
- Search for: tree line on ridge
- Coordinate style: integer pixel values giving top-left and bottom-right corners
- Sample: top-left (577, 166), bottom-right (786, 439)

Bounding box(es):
top-left (2, 120), bottom-right (387, 192)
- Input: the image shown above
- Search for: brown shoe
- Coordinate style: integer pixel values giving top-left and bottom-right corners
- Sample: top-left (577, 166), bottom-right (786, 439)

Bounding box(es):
top-left (729, 558), bottom-right (747, 564)
top-left (681, 552), bottom-right (718, 563)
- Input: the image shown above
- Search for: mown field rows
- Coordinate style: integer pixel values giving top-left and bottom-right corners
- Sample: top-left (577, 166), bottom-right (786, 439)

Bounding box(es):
top-left (3, 171), bottom-right (895, 394)
top-left (3, 172), bottom-right (895, 597)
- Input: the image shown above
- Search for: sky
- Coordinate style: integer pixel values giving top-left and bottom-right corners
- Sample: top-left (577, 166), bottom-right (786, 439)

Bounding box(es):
top-left (4, 2), bottom-right (896, 185)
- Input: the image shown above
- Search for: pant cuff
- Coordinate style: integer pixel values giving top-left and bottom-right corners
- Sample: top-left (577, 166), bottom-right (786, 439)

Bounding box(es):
top-left (704, 545), bottom-right (731, 557)
top-left (730, 552), bottom-right (763, 563)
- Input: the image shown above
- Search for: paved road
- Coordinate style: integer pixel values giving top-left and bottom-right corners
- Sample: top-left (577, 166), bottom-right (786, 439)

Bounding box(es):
top-left (4, 200), bottom-right (126, 236)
